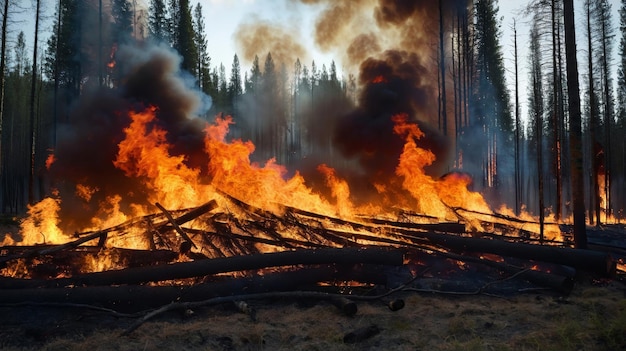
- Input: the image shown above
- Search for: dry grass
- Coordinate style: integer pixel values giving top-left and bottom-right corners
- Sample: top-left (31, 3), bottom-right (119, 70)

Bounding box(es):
top-left (0, 278), bottom-right (624, 351)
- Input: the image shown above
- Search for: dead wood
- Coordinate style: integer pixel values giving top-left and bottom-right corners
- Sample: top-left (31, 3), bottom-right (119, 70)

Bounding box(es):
top-left (155, 200), bottom-right (218, 234)
top-left (155, 202), bottom-right (197, 249)
top-left (285, 205), bottom-right (465, 234)
top-left (404, 231), bottom-right (615, 277)
top-left (120, 272), bottom-right (416, 335)
top-left (0, 230), bottom-right (110, 266)
top-left (3, 247), bottom-right (403, 288)
top-left (0, 248), bottom-right (179, 287)
top-left (0, 265), bottom-right (397, 310)
top-left (331, 297), bottom-right (358, 316)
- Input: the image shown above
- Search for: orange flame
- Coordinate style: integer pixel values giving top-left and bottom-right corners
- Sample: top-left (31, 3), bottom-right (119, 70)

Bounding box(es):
top-left (204, 115), bottom-right (339, 216)
top-left (372, 75), bottom-right (387, 83)
top-left (14, 106), bottom-right (562, 255)
top-left (107, 44), bottom-right (118, 69)
top-left (392, 113), bottom-right (491, 219)
top-left (114, 106), bottom-right (205, 210)
top-left (45, 153), bottom-right (55, 170)
top-left (317, 164), bottom-right (353, 217)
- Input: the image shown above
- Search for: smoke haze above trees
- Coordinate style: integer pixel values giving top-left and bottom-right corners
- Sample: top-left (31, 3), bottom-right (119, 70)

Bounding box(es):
top-left (0, 0), bottom-right (624, 236)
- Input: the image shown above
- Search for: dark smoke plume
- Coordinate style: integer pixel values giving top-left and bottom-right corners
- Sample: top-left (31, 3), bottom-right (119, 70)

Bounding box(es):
top-left (230, 0), bottom-right (466, 204)
top-left (50, 44), bottom-right (210, 230)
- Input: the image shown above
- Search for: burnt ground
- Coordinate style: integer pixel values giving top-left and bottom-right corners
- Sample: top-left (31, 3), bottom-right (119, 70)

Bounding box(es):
top-left (0, 278), bottom-right (624, 351)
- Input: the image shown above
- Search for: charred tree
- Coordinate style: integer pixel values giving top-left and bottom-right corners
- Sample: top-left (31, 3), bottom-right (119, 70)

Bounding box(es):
top-left (563, 0), bottom-right (588, 248)
top-left (28, 0), bottom-right (41, 205)
top-left (439, 0), bottom-right (448, 137)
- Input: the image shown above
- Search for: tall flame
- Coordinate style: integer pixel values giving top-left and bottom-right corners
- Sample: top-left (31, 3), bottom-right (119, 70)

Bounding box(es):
top-left (114, 106), bottom-right (205, 210)
top-left (392, 114), bottom-right (491, 219)
top-left (204, 115), bottom-right (339, 216)
top-left (13, 108), bottom-right (520, 248)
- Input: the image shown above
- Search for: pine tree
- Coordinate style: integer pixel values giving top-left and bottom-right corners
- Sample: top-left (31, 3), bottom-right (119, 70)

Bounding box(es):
top-left (229, 54), bottom-right (242, 116)
top-left (528, 21), bottom-right (545, 240)
top-left (563, 0), bottom-right (587, 248)
top-left (616, 0), bottom-right (626, 216)
top-left (595, 0), bottom-right (614, 221)
top-left (148, 0), bottom-right (168, 43)
top-left (193, 3), bottom-right (210, 93)
top-left (471, 0), bottom-right (513, 191)
top-left (112, 0), bottom-right (133, 44)
top-left (173, 0), bottom-right (197, 75)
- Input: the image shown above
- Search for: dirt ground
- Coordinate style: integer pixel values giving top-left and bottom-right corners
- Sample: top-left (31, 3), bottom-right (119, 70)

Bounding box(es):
top-left (0, 277), bottom-right (624, 351)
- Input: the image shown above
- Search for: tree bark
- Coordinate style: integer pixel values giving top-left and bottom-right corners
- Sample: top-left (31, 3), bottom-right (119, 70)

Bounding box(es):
top-left (406, 230), bottom-right (613, 276)
top-left (0, 266), bottom-right (390, 310)
top-left (8, 247), bottom-right (404, 288)
top-left (563, 0), bottom-right (587, 248)
top-left (28, 0), bottom-right (41, 205)
top-left (0, 0), bottom-right (8, 177)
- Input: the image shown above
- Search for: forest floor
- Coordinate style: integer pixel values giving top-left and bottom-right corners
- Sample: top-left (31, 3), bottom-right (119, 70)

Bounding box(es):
top-left (0, 274), bottom-right (623, 350)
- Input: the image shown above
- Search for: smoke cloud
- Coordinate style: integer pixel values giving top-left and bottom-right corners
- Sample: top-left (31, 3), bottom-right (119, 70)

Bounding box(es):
top-left (50, 44), bottom-right (211, 230)
top-left (235, 21), bottom-right (310, 67)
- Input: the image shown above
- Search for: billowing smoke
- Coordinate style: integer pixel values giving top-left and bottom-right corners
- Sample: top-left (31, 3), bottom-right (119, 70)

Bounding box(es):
top-left (231, 0), bottom-right (456, 201)
top-left (50, 44), bottom-right (210, 230)
top-left (235, 21), bottom-right (310, 68)
top-left (335, 50), bottom-right (447, 181)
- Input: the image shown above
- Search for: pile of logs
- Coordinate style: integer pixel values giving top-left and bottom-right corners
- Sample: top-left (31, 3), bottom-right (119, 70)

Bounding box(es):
top-left (0, 193), bottom-right (619, 316)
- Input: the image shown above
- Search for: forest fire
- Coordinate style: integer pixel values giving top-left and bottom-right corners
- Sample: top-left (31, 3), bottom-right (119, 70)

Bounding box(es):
top-left (0, 37), bottom-right (601, 288)
top-left (0, 3), bottom-right (623, 330)
top-left (0, 95), bottom-right (595, 284)
top-left (9, 104), bottom-right (491, 248)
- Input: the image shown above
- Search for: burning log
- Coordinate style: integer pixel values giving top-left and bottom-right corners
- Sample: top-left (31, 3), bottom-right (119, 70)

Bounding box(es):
top-left (0, 265), bottom-right (395, 309)
top-left (2, 247), bottom-right (404, 288)
top-left (284, 205), bottom-right (466, 234)
top-left (0, 230), bottom-right (109, 266)
top-left (406, 231), bottom-right (616, 277)
top-left (0, 247), bottom-right (179, 285)
top-left (154, 200), bottom-right (218, 234)
top-left (155, 202), bottom-right (197, 249)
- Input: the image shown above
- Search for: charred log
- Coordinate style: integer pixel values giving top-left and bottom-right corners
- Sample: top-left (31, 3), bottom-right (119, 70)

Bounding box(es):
top-left (405, 232), bottom-right (615, 277)
top-left (2, 247), bottom-right (404, 288)
top-left (0, 265), bottom-right (393, 310)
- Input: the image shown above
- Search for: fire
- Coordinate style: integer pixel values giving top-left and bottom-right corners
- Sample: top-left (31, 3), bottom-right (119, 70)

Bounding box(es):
top-left (317, 164), bottom-right (353, 217)
top-left (18, 197), bottom-right (65, 245)
top-left (392, 114), bottom-right (491, 219)
top-left (372, 75), bottom-right (387, 83)
top-left (204, 115), bottom-right (339, 216)
top-left (45, 153), bottom-right (55, 170)
top-left (114, 106), bottom-right (206, 210)
top-left (107, 44), bottom-right (118, 69)
top-left (9, 105), bottom-right (560, 263)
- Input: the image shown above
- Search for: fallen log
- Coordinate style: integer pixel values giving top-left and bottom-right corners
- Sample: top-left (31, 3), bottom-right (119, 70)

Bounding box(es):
top-left (0, 230), bottom-right (110, 266)
top-left (155, 200), bottom-right (218, 234)
top-left (0, 248), bottom-right (179, 285)
top-left (0, 265), bottom-right (393, 310)
top-left (285, 205), bottom-right (465, 234)
top-left (399, 231), bottom-right (615, 277)
top-left (3, 247), bottom-right (404, 288)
